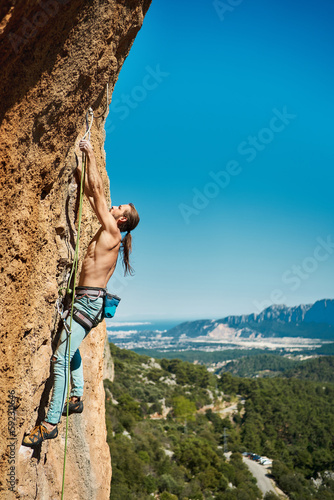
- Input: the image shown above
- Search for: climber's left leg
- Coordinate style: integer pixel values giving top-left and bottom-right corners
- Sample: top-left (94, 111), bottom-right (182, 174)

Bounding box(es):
top-left (61, 349), bottom-right (84, 415)
top-left (22, 423), bottom-right (58, 447)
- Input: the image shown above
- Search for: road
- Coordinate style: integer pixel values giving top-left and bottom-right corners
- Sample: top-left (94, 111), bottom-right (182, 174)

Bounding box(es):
top-left (197, 401), bottom-right (238, 416)
top-left (218, 402), bottom-right (238, 416)
top-left (242, 456), bottom-right (286, 497)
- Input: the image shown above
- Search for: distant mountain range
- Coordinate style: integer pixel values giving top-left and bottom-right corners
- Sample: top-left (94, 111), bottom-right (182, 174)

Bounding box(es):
top-left (167, 299), bottom-right (334, 340)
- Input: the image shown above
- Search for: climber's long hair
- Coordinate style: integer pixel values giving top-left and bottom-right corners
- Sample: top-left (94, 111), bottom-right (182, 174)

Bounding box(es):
top-left (118, 203), bottom-right (140, 276)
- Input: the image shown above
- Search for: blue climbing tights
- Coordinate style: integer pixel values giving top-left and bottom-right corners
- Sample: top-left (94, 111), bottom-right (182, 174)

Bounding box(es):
top-left (45, 294), bottom-right (103, 424)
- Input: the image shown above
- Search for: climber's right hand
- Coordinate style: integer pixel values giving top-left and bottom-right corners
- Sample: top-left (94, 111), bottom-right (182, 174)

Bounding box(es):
top-left (79, 140), bottom-right (93, 155)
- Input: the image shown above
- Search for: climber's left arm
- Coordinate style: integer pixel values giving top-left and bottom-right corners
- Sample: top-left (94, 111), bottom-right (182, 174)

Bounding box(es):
top-left (79, 140), bottom-right (119, 235)
top-left (76, 150), bottom-right (96, 212)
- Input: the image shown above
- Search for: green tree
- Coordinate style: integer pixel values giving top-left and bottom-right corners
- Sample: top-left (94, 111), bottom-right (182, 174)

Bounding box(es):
top-left (173, 395), bottom-right (197, 423)
top-left (160, 492), bottom-right (178, 500)
top-left (264, 493), bottom-right (281, 500)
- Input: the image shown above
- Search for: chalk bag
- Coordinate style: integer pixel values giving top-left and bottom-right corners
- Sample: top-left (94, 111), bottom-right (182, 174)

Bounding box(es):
top-left (104, 293), bottom-right (121, 318)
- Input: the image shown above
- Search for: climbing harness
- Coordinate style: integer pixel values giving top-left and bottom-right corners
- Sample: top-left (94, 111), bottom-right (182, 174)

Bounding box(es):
top-left (72, 290), bottom-right (121, 330)
top-left (72, 287), bottom-right (104, 330)
top-left (58, 287), bottom-right (121, 332)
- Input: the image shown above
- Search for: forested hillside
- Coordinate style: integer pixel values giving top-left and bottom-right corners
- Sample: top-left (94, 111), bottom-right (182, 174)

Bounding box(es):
top-left (104, 345), bottom-right (261, 500)
top-left (283, 356), bottom-right (334, 382)
top-left (220, 373), bottom-right (334, 499)
top-left (135, 347), bottom-right (268, 364)
top-left (219, 354), bottom-right (334, 381)
top-left (219, 354), bottom-right (297, 378)
top-left (105, 344), bottom-right (334, 500)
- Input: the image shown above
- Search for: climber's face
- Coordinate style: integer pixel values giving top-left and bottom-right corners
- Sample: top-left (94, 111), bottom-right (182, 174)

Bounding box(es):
top-left (110, 204), bottom-right (130, 221)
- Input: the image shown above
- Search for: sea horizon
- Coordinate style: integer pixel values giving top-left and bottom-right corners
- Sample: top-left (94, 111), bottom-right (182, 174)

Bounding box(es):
top-left (106, 318), bottom-right (184, 335)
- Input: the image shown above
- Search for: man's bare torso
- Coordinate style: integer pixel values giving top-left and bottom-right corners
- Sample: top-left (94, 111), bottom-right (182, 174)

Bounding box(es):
top-left (78, 227), bottom-right (121, 288)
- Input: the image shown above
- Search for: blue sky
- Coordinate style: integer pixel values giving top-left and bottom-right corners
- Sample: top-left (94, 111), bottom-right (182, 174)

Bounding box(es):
top-left (105, 0), bottom-right (334, 320)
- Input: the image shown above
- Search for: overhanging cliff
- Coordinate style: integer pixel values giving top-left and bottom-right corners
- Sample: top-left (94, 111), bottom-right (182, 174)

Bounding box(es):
top-left (0, 1), bottom-right (151, 498)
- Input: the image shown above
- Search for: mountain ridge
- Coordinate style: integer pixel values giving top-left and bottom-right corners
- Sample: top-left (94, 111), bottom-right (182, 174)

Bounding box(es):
top-left (167, 299), bottom-right (334, 340)
top-left (223, 298), bottom-right (334, 326)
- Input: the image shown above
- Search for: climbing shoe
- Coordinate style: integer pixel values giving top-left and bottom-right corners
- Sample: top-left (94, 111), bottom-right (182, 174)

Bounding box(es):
top-left (62, 397), bottom-right (83, 416)
top-left (22, 424), bottom-right (58, 447)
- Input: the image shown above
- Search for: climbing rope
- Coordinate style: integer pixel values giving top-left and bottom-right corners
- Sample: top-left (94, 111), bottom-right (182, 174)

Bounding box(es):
top-left (60, 107), bottom-right (94, 500)
top-left (83, 107), bottom-right (94, 140)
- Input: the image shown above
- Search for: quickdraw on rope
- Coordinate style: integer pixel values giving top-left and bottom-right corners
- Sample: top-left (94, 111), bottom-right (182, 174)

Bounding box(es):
top-left (60, 106), bottom-right (94, 500)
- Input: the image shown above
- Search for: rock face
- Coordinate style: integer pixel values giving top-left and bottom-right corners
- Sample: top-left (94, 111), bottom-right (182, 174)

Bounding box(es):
top-left (0, 1), bottom-right (151, 498)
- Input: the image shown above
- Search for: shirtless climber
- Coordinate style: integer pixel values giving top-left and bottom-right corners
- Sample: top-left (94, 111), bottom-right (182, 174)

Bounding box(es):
top-left (22, 140), bottom-right (140, 447)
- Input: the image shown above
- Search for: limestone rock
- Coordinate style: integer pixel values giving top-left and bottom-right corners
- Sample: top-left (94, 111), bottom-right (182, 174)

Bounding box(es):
top-left (0, 1), bottom-right (151, 498)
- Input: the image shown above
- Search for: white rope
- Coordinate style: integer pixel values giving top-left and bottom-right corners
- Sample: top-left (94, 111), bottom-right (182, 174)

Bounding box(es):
top-left (82, 107), bottom-right (94, 140)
